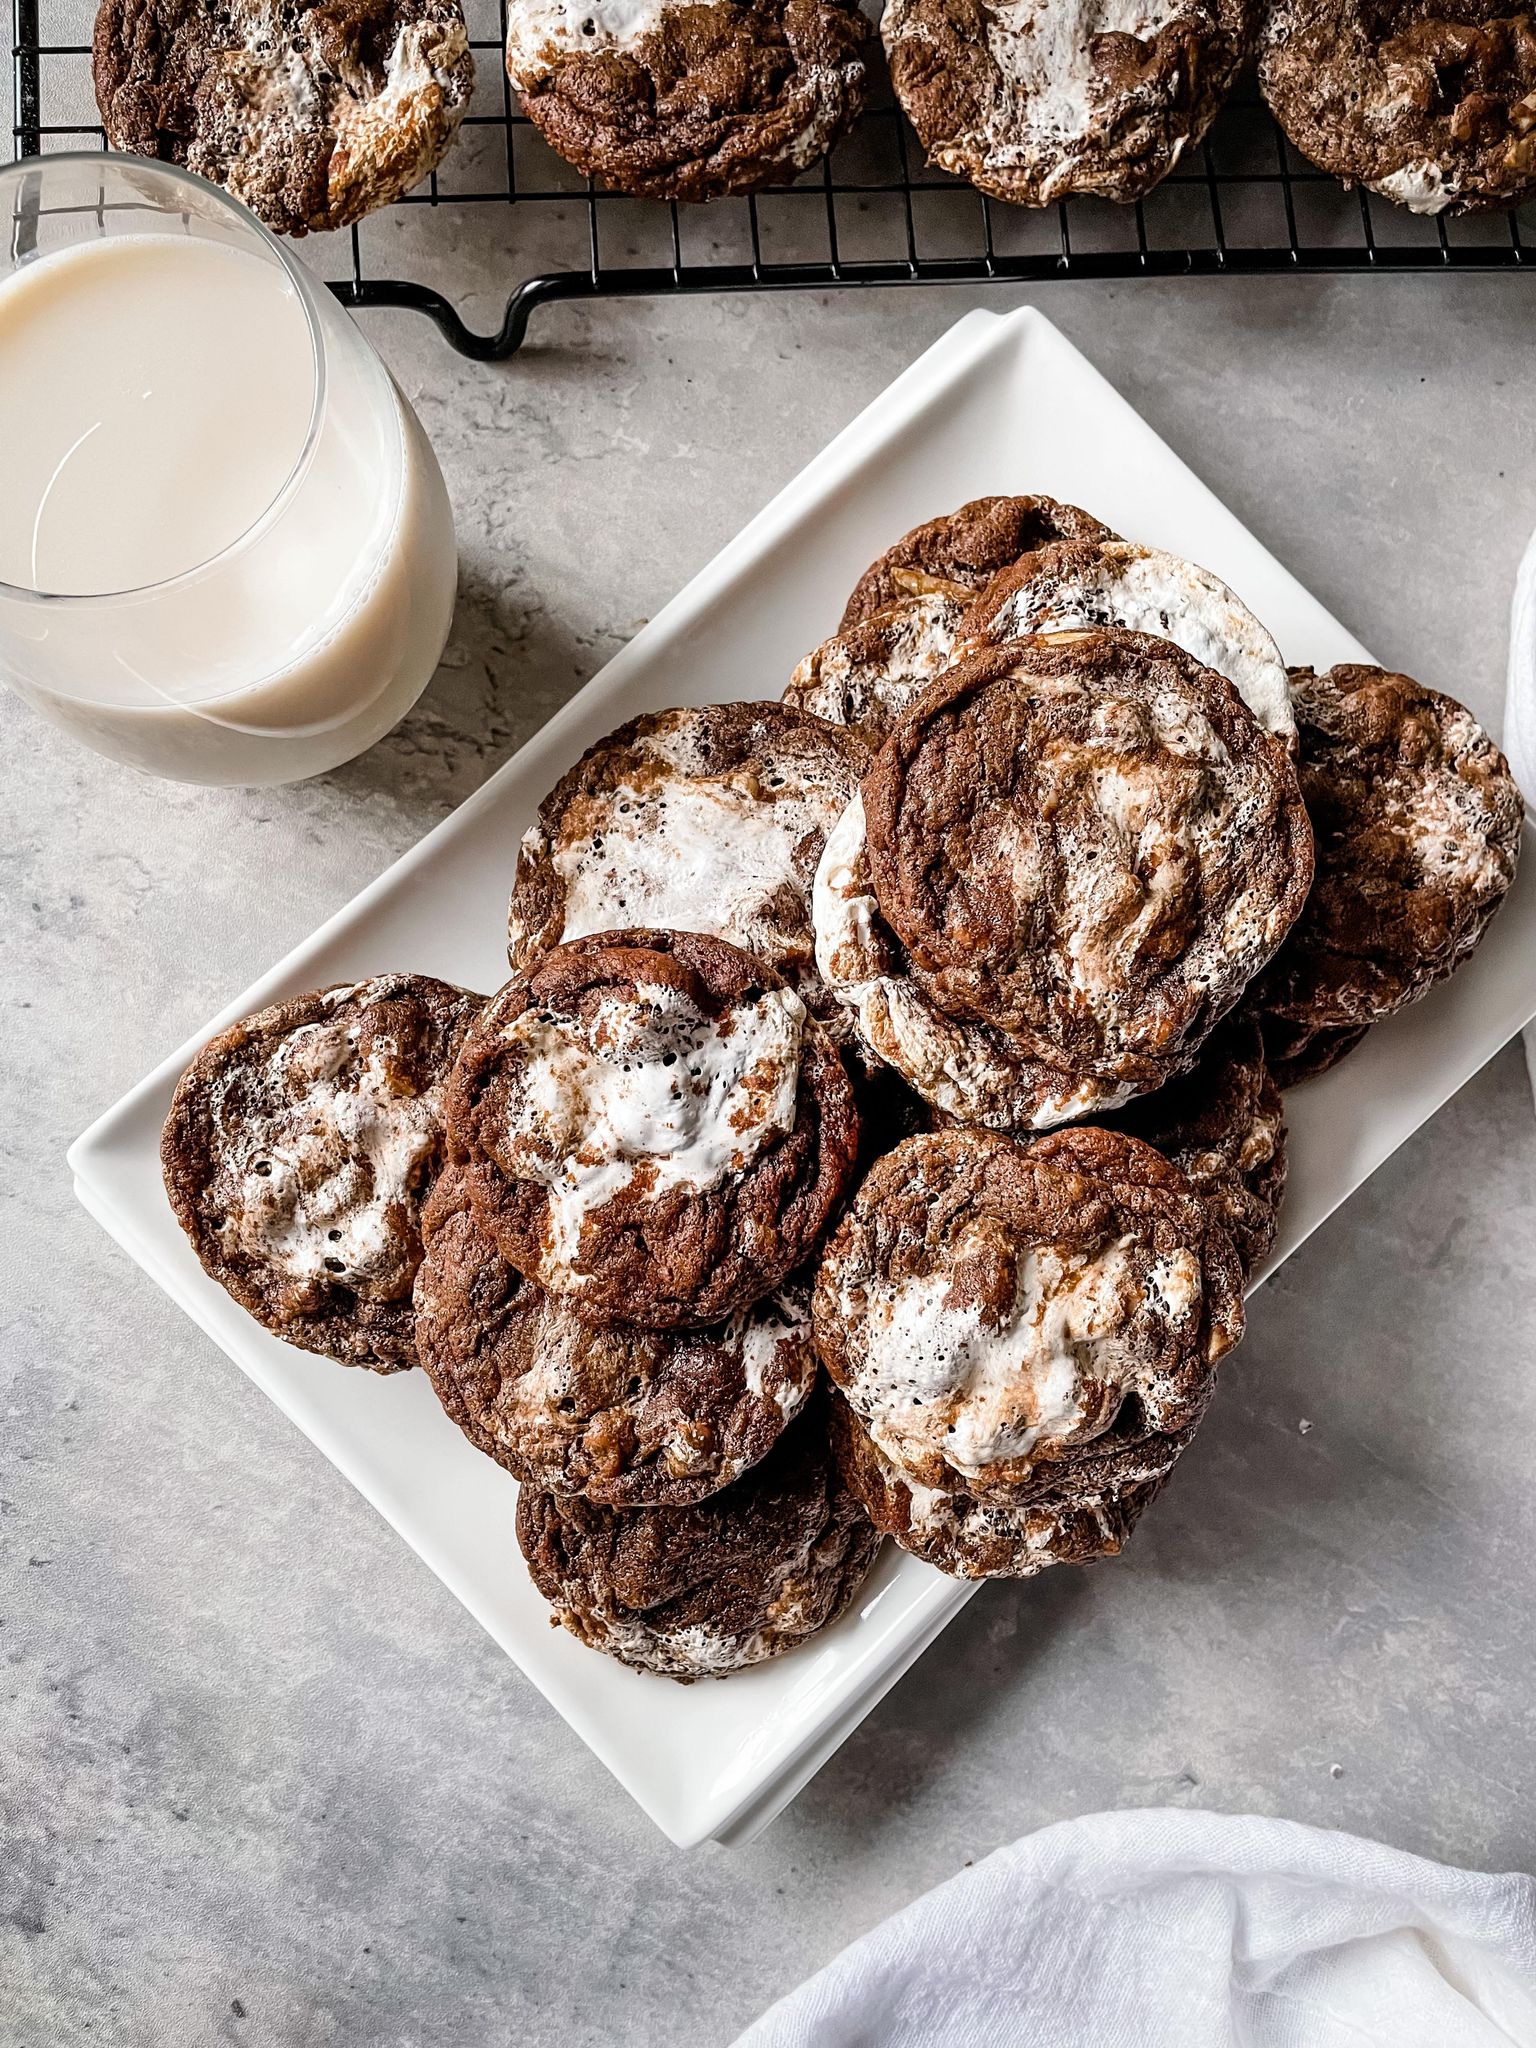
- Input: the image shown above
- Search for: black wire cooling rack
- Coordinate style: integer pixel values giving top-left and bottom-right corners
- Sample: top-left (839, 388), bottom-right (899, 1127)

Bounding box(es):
top-left (12, 0), bottom-right (1534, 357)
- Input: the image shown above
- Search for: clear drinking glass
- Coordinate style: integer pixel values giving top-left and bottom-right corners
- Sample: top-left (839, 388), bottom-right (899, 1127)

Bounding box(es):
top-left (0, 154), bottom-right (458, 786)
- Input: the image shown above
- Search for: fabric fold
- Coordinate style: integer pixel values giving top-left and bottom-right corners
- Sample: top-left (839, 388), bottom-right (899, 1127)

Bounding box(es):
top-left (735, 1808), bottom-right (1536, 2048)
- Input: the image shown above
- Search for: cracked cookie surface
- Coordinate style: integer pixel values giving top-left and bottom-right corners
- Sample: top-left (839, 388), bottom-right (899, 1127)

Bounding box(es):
top-left (446, 929), bottom-right (860, 1329)
top-left (784, 593), bottom-right (967, 752)
top-left (94, 0), bottom-right (474, 234)
top-left (161, 974), bottom-right (484, 1368)
top-left (812, 1125), bottom-right (1243, 1502)
top-left (958, 539), bottom-right (1295, 744)
top-left (828, 1384), bottom-right (1186, 1579)
top-left (415, 1168), bottom-right (817, 1505)
top-left (516, 1400), bottom-right (880, 1679)
top-left (884, 0), bottom-right (1259, 206)
top-left (1260, 0), bottom-right (1536, 214)
top-left (504, 0), bottom-right (871, 198)
top-left (507, 701), bottom-right (866, 1039)
top-left (815, 628), bottom-right (1312, 1126)
top-left (1254, 664), bottom-right (1522, 1070)
top-left (838, 494), bottom-right (1116, 631)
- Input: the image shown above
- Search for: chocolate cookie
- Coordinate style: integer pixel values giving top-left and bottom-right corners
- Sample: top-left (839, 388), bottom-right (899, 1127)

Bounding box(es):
top-left (838, 495), bottom-right (1116, 632)
top-left (446, 930), bottom-right (860, 1329)
top-left (506, 703), bottom-right (867, 1038)
top-left (1255, 664), bottom-right (1522, 1067)
top-left (516, 1403), bottom-right (881, 1680)
top-left (815, 629), bottom-right (1313, 1127)
top-left (828, 1386), bottom-right (1186, 1579)
top-left (94, 0), bottom-right (474, 236)
top-left (864, 631), bottom-right (1312, 1070)
top-left (783, 593), bottom-right (967, 752)
top-left (812, 1126), bottom-right (1244, 1501)
top-left (1109, 1015), bottom-right (1286, 1280)
top-left (415, 1168), bottom-right (816, 1506)
top-left (958, 540), bottom-right (1295, 745)
top-left (504, 0), bottom-right (870, 200)
top-left (161, 975), bottom-right (484, 1369)
top-left (1260, 0), bottom-right (1536, 215)
top-left (814, 788), bottom-right (1141, 1128)
top-left (883, 0), bottom-right (1258, 206)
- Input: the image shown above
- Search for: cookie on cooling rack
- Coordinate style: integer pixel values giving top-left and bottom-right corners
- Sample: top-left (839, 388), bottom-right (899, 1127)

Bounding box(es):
top-left (415, 1169), bottom-right (817, 1506)
top-left (882, 0), bottom-right (1259, 206)
top-left (958, 539), bottom-right (1295, 745)
top-left (504, 0), bottom-right (871, 200)
top-left (784, 593), bottom-right (967, 752)
top-left (827, 1386), bottom-right (1188, 1580)
top-left (516, 1402), bottom-right (881, 1680)
top-left (161, 975), bottom-right (484, 1370)
top-left (838, 494), bottom-right (1116, 630)
top-left (446, 929), bottom-right (860, 1329)
top-left (1260, 0), bottom-right (1536, 216)
top-left (813, 1127), bottom-right (1243, 1509)
top-left (1109, 1014), bottom-right (1286, 1281)
top-left (506, 702), bottom-right (866, 1038)
top-left (93, 0), bottom-right (474, 236)
top-left (813, 628), bottom-right (1313, 1128)
top-left (1254, 663), bottom-right (1522, 1081)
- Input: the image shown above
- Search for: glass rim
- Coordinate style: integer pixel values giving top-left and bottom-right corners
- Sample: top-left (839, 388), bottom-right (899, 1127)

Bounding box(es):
top-left (0, 151), bottom-right (327, 608)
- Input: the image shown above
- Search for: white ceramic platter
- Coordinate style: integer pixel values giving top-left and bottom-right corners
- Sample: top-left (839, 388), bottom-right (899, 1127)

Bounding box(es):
top-left (70, 307), bottom-right (1536, 1849)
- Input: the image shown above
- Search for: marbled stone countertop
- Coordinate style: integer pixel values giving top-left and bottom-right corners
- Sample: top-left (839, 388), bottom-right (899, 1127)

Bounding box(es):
top-left (4, 270), bottom-right (1536, 2048)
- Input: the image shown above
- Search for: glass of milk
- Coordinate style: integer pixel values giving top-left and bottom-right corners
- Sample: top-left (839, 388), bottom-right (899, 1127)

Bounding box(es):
top-left (0, 154), bottom-right (458, 785)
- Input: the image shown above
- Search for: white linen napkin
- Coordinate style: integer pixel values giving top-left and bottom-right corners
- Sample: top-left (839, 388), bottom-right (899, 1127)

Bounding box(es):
top-left (1509, 528), bottom-right (1536, 1102)
top-left (734, 1808), bottom-right (1536, 2048)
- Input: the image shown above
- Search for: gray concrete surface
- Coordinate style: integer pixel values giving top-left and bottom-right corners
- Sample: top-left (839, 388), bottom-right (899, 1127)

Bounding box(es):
top-left (3, 269), bottom-right (1536, 2047)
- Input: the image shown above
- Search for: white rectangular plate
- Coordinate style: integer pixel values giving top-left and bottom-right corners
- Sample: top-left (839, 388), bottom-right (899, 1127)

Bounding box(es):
top-left (70, 308), bottom-right (1536, 1850)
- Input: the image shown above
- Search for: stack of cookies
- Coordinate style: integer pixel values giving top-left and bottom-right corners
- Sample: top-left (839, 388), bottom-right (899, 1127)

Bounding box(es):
top-left (162, 490), bottom-right (1523, 1683)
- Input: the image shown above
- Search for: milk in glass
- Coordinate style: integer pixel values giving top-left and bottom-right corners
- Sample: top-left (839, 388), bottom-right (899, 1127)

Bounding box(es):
top-left (0, 162), bottom-right (457, 785)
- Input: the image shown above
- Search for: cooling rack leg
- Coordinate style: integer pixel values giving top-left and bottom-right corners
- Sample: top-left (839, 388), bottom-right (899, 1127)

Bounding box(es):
top-left (11, 0), bottom-right (42, 158)
top-left (327, 274), bottom-right (591, 360)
